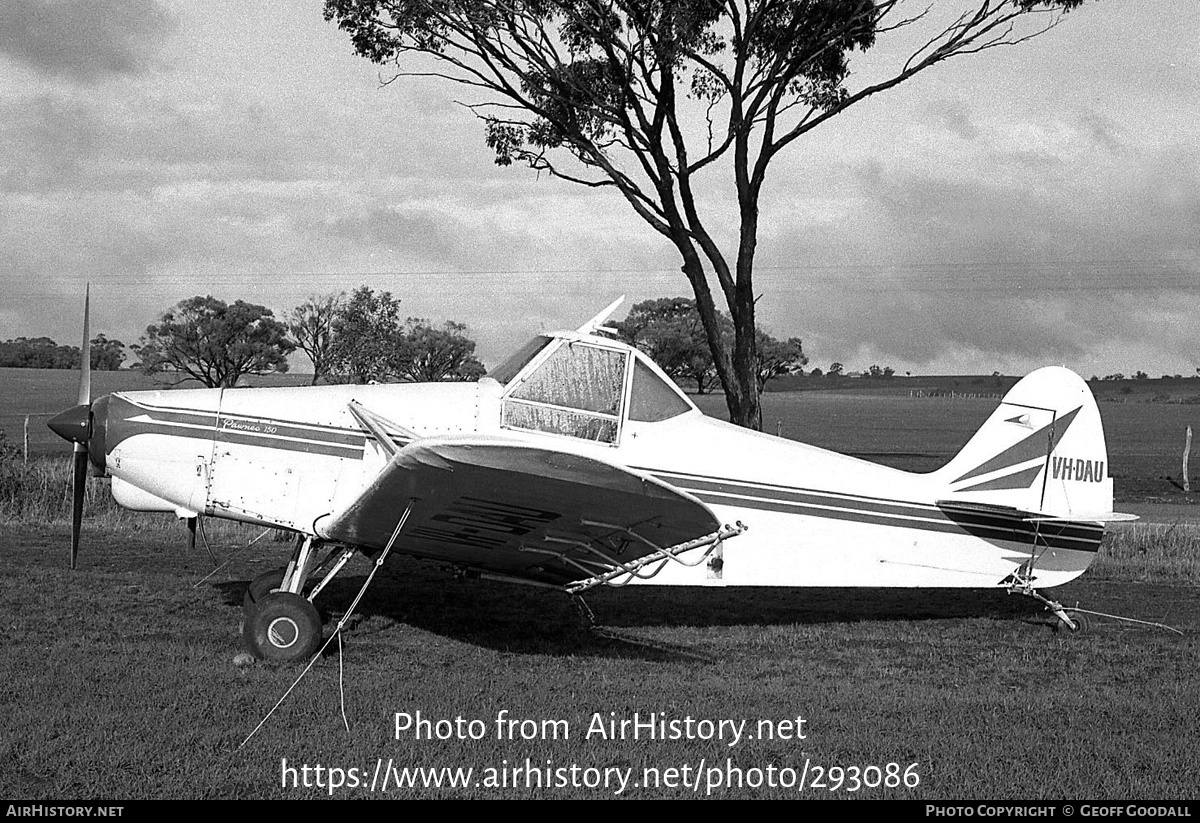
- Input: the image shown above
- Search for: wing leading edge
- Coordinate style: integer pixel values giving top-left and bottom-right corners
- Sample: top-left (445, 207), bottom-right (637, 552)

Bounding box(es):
top-left (316, 436), bottom-right (722, 585)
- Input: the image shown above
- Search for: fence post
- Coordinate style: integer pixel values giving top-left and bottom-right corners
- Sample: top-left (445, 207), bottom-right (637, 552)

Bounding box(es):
top-left (24, 414), bottom-right (29, 466)
top-left (1184, 426), bottom-right (1192, 494)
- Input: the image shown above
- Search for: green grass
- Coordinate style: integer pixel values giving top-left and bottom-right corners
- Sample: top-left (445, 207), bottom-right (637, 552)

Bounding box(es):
top-left (1097, 523), bottom-right (1200, 583)
top-left (1, 524), bottom-right (1197, 799)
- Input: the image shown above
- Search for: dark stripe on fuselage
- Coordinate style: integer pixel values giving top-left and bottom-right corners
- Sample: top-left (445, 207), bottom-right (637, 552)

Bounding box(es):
top-left (108, 395), bottom-right (372, 460)
top-left (636, 467), bottom-right (1102, 553)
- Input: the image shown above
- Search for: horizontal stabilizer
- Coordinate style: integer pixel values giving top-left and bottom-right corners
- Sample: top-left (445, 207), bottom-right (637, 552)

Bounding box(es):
top-left (1024, 512), bottom-right (1139, 523)
top-left (936, 499), bottom-right (1138, 524)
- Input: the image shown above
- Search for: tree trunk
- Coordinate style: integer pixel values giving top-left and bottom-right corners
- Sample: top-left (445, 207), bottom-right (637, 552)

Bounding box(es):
top-left (666, 236), bottom-right (763, 429)
top-left (726, 306), bottom-right (761, 430)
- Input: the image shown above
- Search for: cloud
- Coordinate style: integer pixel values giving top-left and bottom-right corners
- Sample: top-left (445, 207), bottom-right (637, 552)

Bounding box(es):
top-left (0, 0), bottom-right (173, 83)
top-left (746, 102), bottom-right (1200, 377)
top-left (3, 1), bottom-right (1197, 382)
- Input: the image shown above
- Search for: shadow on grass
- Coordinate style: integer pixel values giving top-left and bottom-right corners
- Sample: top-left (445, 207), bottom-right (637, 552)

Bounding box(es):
top-left (213, 554), bottom-right (1060, 662)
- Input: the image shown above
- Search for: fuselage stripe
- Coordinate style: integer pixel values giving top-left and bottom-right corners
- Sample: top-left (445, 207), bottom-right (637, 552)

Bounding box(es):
top-left (112, 396), bottom-right (372, 459)
top-left (688, 490), bottom-right (1099, 552)
top-left (631, 466), bottom-right (1102, 553)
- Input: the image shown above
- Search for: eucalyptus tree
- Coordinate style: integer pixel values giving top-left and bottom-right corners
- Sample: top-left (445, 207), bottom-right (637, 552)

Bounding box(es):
top-left (325, 0), bottom-right (1088, 428)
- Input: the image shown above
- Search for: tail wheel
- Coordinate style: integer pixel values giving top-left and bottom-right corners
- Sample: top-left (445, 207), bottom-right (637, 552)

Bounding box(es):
top-left (243, 567), bottom-right (287, 610)
top-left (244, 592), bottom-right (323, 662)
top-left (1056, 610), bottom-right (1092, 635)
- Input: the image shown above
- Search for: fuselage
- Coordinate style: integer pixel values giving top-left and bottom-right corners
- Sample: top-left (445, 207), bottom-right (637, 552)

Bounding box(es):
top-left (85, 329), bottom-right (1104, 590)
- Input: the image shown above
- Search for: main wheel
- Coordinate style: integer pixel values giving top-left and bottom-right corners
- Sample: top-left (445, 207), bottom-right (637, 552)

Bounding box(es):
top-left (243, 567), bottom-right (287, 610)
top-left (243, 592), bottom-right (323, 662)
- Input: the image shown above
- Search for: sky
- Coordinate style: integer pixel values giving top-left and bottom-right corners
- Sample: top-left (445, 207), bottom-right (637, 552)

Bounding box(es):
top-left (1, 0), bottom-right (1197, 379)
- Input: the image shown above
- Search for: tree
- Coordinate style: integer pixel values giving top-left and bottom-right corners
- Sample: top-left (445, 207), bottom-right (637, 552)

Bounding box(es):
top-left (398, 319), bottom-right (487, 381)
top-left (289, 292), bottom-right (345, 384)
top-left (134, 296), bottom-right (294, 388)
top-left (827, 362), bottom-right (844, 377)
top-left (89, 334), bottom-right (126, 371)
top-left (618, 296), bottom-right (803, 393)
top-left (325, 287), bottom-right (487, 383)
top-left (325, 0), bottom-right (1088, 429)
top-left (327, 286), bottom-right (405, 383)
top-left (615, 296), bottom-right (722, 393)
top-left (755, 331), bottom-right (807, 391)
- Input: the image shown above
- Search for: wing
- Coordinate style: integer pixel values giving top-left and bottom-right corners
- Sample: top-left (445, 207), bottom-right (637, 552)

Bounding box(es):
top-left (316, 436), bottom-right (722, 585)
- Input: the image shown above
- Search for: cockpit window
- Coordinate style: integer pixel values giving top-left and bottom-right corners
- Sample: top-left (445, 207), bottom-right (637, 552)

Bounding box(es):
top-left (509, 343), bottom-right (625, 413)
top-left (628, 358), bottom-right (692, 422)
top-left (502, 341), bottom-right (628, 444)
top-left (489, 335), bottom-right (552, 385)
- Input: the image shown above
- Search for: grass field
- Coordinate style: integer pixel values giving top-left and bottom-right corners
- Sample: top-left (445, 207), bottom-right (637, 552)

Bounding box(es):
top-left (1, 525), bottom-right (1197, 800)
top-left (2, 368), bottom-right (1198, 799)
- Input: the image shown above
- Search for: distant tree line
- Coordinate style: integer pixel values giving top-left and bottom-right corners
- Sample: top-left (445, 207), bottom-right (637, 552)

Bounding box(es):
top-left (0, 335), bottom-right (126, 370)
top-left (1, 287), bottom-right (487, 390)
top-left (15, 288), bottom-right (1190, 394)
top-left (133, 287), bottom-right (486, 388)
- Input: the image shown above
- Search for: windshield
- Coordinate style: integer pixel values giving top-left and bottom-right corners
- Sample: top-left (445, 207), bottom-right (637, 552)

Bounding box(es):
top-left (489, 335), bottom-right (552, 385)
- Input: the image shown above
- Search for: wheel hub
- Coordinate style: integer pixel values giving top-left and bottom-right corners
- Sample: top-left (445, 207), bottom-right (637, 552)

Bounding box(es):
top-left (267, 616), bottom-right (300, 649)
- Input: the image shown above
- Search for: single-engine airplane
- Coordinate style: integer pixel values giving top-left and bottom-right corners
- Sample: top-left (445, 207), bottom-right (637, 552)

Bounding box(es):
top-left (49, 295), bottom-right (1134, 662)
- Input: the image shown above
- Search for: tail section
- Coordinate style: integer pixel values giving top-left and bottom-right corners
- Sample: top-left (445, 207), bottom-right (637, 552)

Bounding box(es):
top-left (934, 367), bottom-right (1119, 521)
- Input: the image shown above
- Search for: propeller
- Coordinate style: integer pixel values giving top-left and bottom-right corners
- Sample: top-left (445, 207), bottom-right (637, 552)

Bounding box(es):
top-left (46, 286), bottom-right (91, 569)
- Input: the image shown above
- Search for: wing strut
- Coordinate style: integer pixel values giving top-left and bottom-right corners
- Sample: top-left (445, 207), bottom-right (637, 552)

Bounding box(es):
top-left (347, 401), bottom-right (418, 457)
top-left (526, 522), bottom-right (746, 594)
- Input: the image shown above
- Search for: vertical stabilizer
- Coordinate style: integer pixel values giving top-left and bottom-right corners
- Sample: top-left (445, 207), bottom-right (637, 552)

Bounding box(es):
top-left (933, 367), bottom-right (1116, 520)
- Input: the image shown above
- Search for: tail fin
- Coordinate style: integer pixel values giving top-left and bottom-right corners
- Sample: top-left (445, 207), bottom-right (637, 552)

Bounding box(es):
top-left (933, 367), bottom-right (1120, 521)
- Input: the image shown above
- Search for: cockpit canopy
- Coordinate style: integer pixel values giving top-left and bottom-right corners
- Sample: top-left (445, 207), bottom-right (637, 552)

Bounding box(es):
top-left (493, 333), bottom-right (694, 445)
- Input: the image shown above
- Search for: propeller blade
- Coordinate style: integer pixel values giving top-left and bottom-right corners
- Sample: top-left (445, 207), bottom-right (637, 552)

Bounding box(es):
top-left (77, 284), bottom-right (91, 407)
top-left (67, 285), bottom-right (92, 569)
top-left (71, 446), bottom-right (88, 570)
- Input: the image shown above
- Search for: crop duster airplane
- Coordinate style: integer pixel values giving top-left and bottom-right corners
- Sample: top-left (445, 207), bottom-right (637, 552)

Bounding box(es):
top-left (49, 296), bottom-right (1134, 662)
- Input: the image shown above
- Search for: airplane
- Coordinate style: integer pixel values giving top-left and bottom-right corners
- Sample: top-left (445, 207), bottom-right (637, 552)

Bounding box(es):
top-left (48, 295), bottom-right (1135, 663)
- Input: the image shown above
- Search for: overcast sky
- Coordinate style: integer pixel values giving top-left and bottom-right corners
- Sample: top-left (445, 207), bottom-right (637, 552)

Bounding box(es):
top-left (1, 0), bottom-right (1196, 378)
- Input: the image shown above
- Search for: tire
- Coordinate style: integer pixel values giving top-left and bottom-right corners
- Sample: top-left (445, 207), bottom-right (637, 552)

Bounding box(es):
top-left (1056, 610), bottom-right (1091, 635)
top-left (243, 567), bottom-right (287, 610)
top-left (243, 592), bottom-right (323, 663)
